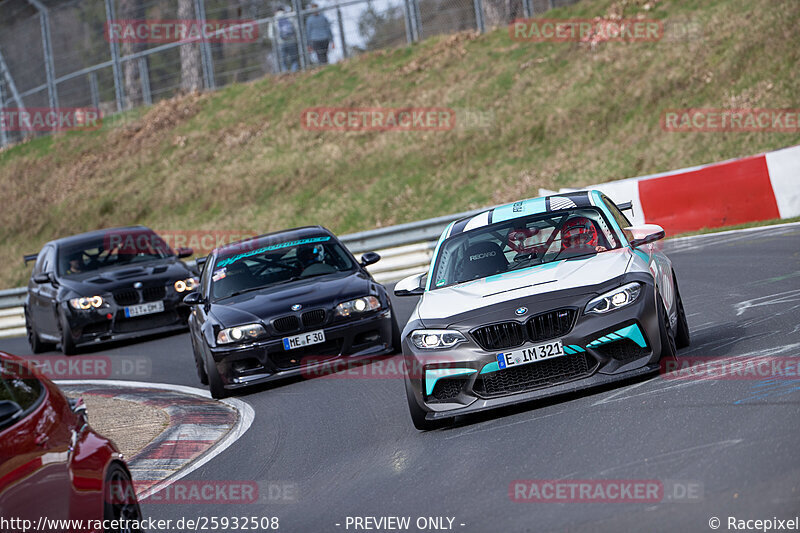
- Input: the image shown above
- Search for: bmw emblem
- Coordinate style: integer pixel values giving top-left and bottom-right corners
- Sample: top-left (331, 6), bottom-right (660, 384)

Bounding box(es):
top-left (291, 304), bottom-right (302, 311)
top-left (515, 307), bottom-right (528, 316)
top-left (133, 282), bottom-right (143, 289)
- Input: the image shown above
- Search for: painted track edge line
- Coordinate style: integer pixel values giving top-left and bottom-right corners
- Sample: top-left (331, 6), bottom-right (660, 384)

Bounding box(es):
top-left (54, 379), bottom-right (255, 501)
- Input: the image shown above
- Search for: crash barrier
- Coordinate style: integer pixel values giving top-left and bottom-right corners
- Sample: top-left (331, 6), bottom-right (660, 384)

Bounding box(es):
top-left (2, 144), bottom-right (798, 338)
top-left (541, 144), bottom-right (800, 235)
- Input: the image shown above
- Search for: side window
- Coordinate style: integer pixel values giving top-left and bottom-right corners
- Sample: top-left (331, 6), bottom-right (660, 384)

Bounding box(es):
top-left (0, 360), bottom-right (44, 428)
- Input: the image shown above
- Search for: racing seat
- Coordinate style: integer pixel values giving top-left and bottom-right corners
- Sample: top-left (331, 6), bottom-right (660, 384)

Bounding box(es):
top-left (214, 262), bottom-right (256, 297)
top-left (461, 241), bottom-right (508, 281)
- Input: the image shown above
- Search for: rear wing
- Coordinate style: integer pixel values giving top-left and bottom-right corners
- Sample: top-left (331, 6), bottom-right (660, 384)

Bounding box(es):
top-left (617, 201), bottom-right (634, 212)
top-left (23, 253), bottom-right (38, 264)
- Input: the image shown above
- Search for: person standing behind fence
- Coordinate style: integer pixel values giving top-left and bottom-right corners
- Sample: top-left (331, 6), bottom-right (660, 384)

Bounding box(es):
top-left (305, 3), bottom-right (334, 65)
top-left (268, 7), bottom-right (300, 72)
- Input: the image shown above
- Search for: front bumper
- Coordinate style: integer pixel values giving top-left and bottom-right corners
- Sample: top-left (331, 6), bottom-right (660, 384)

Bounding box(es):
top-left (64, 294), bottom-right (190, 348)
top-left (209, 309), bottom-right (395, 390)
top-left (404, 276), bottom-right (663, 420)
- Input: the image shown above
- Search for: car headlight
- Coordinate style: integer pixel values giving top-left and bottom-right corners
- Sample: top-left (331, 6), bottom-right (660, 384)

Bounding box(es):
top-left (335, 296), bottom-right (381, 317)
top-left (216, 323), bottom-right (267, 345)
top-left (410, 329), bottom-right (467, 350)
top-left (585, 282), bottom-right (642, 314)
top-left (174, 277), bottom-right (199, 293)
top-left (69, 296), bottom-right (104, 310)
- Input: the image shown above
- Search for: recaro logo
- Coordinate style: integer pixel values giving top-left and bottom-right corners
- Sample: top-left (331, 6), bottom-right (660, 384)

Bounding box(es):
top-left (470, 251), bottom-right (497, 261)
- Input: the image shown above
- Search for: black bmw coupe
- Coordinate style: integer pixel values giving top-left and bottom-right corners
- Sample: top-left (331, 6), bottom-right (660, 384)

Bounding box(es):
top-left (184, 226), bottom-right (401, 398)
top-left (24, 226), bottom-right (197, 354)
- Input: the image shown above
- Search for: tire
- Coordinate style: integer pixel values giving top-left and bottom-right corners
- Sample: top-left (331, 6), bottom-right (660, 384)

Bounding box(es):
top-left (391, 313), bottom-right (402, 354)
top-left (205, 352), bottom-right (229, 399)
top-left (25, 310), bottom-right (53, 354)
top-left (672, 272), bottom-right (691, 349)
top-left (405, 377), bottom-right (447, 431)
top-left (59, 315), bottom-right (77, 356)
top-left (191, 335), bottom-right (209, 385)
top-left (103, 462), bottom-right (142, 532)
top-left (657, 293), bottom-right (677, 363)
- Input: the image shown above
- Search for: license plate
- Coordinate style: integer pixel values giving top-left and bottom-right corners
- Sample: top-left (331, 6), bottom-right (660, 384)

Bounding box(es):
top-left (497, 340), bottom-right (564, 370)
top-left (283, 329), bottom-right (325, 350)
top-left (124, 301), bottom-right (164, 318)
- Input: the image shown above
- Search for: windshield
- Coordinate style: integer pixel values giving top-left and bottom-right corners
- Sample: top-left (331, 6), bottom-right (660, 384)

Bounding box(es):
top-left (430, 207), bottom-right (622, 289)
top-left (210, 235), bottom-right (355, 301)
top-left (57, 230), bottom-right (174, 276)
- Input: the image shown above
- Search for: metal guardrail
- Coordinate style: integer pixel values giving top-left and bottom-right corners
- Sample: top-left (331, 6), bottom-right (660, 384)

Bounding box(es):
top-left (0, 207), bottom-right (481, 338)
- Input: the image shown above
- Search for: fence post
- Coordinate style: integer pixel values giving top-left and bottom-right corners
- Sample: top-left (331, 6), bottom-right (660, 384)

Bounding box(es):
top-left (336, 6), bottom-right (349, 58)
top-left (412, 0), bottom-right (423, 41)
top-left (0, 48), bottom-right (25, 115)
top-left (473, 0), bottom-right (485, 33)
top-left (402, 0), bottom-right (414, 43)
top-left (522, 0), bottom-right (533, 17)
top-left (291, 0), bottom-right (309, 70)
top-left (0, 80), bottom-right (7, 149)
top-left (548, 0), bottom-right (554, 9)
top-left (26, 1), bottom-right (58, 113)
top-left (104, 0), bottom-right (125, 111)
top-left (89, 72), bottom-right (100, 109)
top-left (138, 58), bottom-right (152, 106)
top-left (194, 0), bottom-right (216, 90)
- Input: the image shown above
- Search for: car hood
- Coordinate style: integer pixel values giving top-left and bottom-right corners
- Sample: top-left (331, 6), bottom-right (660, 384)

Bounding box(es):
top-left (418, 248), bottom-right (633, 321)
top-left (58, 258), bottom-right (194, 295)
top-left (209, 270), bottom-right (375, 328)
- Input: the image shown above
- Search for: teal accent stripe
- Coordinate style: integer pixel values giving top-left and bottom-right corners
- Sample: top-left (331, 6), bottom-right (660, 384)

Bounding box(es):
top-left (570, 345), bottom-right (585, 352)
top-left (587, 323), bottom-right (648, 349)
top-left (480, 361), bottom-right (500, 374)
top-left (563, 346), bottom-right (575, 355)
top-left (425, 368), bottom-right (477, 396)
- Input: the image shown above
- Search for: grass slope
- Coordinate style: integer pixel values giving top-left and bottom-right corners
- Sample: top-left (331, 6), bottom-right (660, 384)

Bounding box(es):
top-left (1, 0), bottom-right (798, 287)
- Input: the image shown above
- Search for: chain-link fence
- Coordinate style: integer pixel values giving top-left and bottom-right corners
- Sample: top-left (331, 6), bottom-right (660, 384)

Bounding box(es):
top-left (0, 0), bottom-right (578, 147)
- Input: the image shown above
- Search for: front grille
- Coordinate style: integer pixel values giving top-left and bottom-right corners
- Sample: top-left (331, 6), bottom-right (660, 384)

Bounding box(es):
top-left (113, 289), bottom-right (139, 306)
top-left (595, 339), bottom-right (649, 361)
top-left (472, 322), bottom-right (526, 351)
top-left (428, 377), bottom-right (465, 402)
top-left (471, 308), bottom-right (577, 351)
top-left (527, 309), bottom-right (576, 342)
top-left (113, 310), bottom-right (181, 333)
top-left (474, 353), bottom-right (595, 397)
top-left (142, 286), bottom-right (166, 301)
top-left (273, 315), bottom-right (300, 333)
top-left (270, 339), bottom-right (343, 370)
top-left (301, 309), bottom-right (326, 328)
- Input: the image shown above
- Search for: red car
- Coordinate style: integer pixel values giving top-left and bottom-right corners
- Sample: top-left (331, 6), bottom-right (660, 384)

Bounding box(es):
top-left (0, 351), bottom-right (141, 531)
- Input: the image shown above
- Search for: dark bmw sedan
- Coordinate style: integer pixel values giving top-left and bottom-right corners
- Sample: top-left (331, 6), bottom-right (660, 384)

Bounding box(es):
top-left (24, 226), bottom-right (198, 355)
top-left (184, 226), bottom-right (400, 398)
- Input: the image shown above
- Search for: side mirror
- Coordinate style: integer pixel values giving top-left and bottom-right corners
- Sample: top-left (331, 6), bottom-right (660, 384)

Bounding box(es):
top-left (183, 292), bottom-right (205, 305)
top-left (394, 273), bottom-right (426, 297)
top-left (626, 224), bottom-right (665, 248)
top-left (176, 247), bottom-right (194, 258)
top-left (68, 397), bottom-right (88, 424)
top-left (0, 400), bottom-right (22, 428)
top-left (33, 272), bottom-right (52, 284)
top-left (360, 252), bottom-right (381, 267)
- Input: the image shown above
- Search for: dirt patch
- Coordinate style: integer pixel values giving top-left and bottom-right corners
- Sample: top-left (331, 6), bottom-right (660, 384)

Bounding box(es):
top-left (70, 393), bottom-right (169, 459)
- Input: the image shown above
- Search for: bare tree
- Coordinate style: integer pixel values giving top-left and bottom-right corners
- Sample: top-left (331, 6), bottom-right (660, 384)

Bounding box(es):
top-left (119, 0), bottom-right (144, 108)
top-left (178, 0), bottom-right (202, 92)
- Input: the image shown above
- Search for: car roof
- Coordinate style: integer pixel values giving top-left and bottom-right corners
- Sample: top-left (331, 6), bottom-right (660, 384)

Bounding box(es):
top-left (214, 225), bottom-right (333, 255)
top-left (46, 225), bottom-right (154, 248)
top-left (445, 190), bottom-right (599, 239)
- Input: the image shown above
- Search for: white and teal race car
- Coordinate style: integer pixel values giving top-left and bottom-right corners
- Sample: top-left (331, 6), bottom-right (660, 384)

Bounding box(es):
top-left (394, 190), bottom-right (690, 430)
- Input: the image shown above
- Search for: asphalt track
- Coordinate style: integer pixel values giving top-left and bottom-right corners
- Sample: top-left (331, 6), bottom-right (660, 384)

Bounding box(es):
top-left (2, 224), bottom-right (799, 532)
